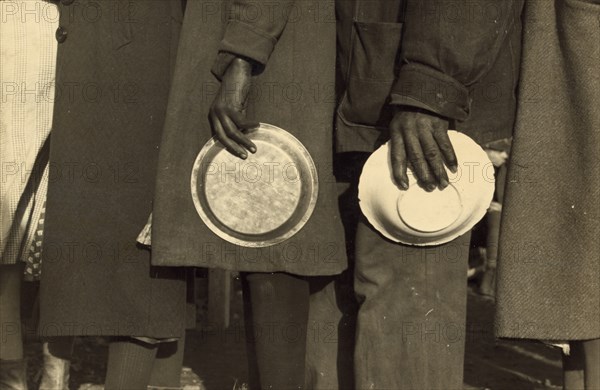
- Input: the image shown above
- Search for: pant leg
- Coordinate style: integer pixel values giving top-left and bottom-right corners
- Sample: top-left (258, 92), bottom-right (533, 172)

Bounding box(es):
top-left (304, 177), bottom-right (361, 390)
top-left (243, 272), bottom-right (310, 390)
top-left (305, 275), bottom-right (356, 390)
top-left (354, 217), bottom-right (469, 390)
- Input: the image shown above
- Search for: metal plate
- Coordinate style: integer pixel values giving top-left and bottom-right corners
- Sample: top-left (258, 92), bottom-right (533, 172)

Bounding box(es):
top-left (191, 123), bottom-right (319, 247)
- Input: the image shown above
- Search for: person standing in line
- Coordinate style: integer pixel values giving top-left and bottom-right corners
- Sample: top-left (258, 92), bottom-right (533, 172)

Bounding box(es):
top-left (332, 0), bottom-right (523, 388)
top-left (496, 1), bottom-right (600, 388)
top-left (149, 0), bottom-right (348, 388)
top-left (39, 1), bottom-right (192, 389)
top-left (1, 1), bottom-right (61, 388)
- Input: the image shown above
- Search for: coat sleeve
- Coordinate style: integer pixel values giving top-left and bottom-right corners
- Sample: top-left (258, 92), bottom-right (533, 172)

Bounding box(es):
top-left (211, 0), bottom-right (297, 79)
top-left (390, 0), bottom-right (523, 121)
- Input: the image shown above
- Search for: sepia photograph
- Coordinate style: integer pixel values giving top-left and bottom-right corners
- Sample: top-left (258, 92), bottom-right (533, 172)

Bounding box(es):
top-left (1, 0), bottom-right (598, 389)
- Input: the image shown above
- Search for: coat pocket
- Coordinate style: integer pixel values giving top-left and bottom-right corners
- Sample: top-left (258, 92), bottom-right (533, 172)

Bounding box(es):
top-left (338, 21), bottom-right (403, 127)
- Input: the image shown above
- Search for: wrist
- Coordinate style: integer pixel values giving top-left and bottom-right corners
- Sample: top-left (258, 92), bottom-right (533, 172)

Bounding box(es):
top-left (228, 57), bottom-right (253, 73)
top-left (212, 52), bottom-right (254, 81)
top-left (392, 105), bottom-right (449, 122)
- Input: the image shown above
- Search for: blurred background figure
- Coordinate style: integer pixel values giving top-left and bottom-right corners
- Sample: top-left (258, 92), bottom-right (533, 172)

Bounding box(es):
top-left (496, 0), bottom-right (600, 389)
top-left (479, 140), bottom-right (511, 299)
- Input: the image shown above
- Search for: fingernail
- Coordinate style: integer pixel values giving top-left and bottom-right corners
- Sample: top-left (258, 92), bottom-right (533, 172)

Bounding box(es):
top-left (450, 165), bottom-right (458, 174)
top-left (240, 153), bottom-right (247, 159)
top-left (399, 180), bottom-right (409, 190)
top-left (249, 147), bottom-right (256, 153)
top-left (440, 178), bottom-right (449, 188)
top-left (427, 184), bottom-right (436, 192)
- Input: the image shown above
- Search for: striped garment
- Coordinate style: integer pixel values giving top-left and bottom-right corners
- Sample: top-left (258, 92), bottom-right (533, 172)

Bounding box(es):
top-left (1, 0), bottom-right (58, 280)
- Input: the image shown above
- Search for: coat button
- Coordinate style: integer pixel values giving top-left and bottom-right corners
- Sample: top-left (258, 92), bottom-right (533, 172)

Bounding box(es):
top-left (56, 27), bottom-right (68, 43)
top-left (61, 0), bottom-right (75, 5)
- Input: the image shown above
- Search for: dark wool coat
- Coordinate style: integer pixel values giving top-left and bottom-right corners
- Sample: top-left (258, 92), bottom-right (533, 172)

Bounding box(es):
top-left (39, 0), bottom-right (190, 339)
top-left (496, 0), bottom-right (600, 340)
top-left (150, 0), bottom-right (348, 275)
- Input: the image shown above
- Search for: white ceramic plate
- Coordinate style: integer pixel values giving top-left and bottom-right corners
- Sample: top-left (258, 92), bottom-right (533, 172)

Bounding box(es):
top-left (358, 131), bottom-right (495, 246)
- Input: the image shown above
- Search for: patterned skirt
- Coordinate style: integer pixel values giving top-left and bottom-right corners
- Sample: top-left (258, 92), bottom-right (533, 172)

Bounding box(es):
top-left (0, 0), bottom-right (58, 280)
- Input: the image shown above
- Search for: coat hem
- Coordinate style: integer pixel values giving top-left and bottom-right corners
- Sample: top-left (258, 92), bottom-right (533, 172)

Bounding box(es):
top-left (151, 250), bottom-right (347, 277)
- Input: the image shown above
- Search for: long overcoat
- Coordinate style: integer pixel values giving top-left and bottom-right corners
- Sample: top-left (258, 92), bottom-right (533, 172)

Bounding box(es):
top-left (39, 0), bottom-right (189, 339)
top-left (496, 0), bottom-right (600, 340)
top-left (150, 0), bottom-right (348, 275)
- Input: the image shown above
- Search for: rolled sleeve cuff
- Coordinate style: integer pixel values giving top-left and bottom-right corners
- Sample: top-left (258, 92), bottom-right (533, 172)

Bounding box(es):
top-left (390, 63), bottom-right (471, 121)
top-left (211, 21), bottom-right (277, 80)
top-left (219, 21), bottom-right (276, 65)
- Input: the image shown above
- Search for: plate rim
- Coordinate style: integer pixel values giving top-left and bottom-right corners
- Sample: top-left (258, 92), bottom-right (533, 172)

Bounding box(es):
top-left (190, 123), bottom-right (319, 247)
top-left (358, 131), bottom-right (495, 246)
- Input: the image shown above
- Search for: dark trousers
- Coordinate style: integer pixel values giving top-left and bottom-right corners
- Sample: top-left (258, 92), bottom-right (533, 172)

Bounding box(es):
top-left (354, 217), bottom-right (470, 390)
top-left (307, 153), bottom-right (470, 389)
top-left (340, 153), bottom-right (469, 389)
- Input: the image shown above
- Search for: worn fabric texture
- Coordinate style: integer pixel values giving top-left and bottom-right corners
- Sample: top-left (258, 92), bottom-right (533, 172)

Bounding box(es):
top-left (496, 0), bottom-right (600, 340)
top-left (335, 0), bottom-right (524, 153)
top-left (151, 0), bottom-right (347, 276)
top-left (39, 0), bottom-right (191, 338)
top-left (0, 0), bottom-right (57, 279)
top-left (332, 1), bottom-right (524, 388)
top-left (354, 216), bottom-right (470, 390)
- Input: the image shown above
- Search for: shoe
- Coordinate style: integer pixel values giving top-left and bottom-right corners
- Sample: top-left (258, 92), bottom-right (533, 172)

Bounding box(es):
top-left (180, 367), bottom-right (205, 390)
top-left (0, 359), bottom-right (28, 390)
top-left (77, 367), bottom-right (205, 390)
top-left (39, 342), bottom-right (70, 390)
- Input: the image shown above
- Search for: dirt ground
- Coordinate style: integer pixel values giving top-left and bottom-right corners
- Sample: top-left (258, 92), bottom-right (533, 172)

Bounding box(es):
top-left (23, 279), bottom-right (564, 390)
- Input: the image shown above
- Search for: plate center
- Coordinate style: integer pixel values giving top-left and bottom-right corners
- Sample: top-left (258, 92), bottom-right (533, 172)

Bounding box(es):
top-left (397, 184), bottom-right (462, 233)
top-left (204, 141), bottom-right (302, 235)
